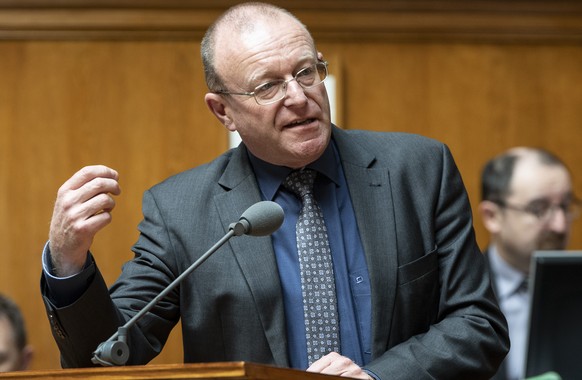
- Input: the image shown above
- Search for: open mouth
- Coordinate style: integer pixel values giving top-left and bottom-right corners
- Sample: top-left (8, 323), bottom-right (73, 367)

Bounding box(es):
top-left (285, 118), bottom-right (316, 127)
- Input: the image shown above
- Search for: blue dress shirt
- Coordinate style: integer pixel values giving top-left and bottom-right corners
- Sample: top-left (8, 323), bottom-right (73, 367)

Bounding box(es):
top-left (248, 140), bottom-right (372, 370)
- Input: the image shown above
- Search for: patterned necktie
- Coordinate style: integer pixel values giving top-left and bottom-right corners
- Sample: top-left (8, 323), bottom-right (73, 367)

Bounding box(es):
top-left (283, 169), bottom-right (340, 365)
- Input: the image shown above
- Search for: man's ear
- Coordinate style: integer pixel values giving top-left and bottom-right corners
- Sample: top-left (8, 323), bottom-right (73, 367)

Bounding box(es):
top-left (205, 93), bottom-right (235, 131)
top-left (478, 200), bottom-right (503, 234)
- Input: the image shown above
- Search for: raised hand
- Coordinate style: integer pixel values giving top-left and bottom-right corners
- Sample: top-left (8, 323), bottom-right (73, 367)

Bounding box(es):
top-left (48, 165), bottom-right (121, 277)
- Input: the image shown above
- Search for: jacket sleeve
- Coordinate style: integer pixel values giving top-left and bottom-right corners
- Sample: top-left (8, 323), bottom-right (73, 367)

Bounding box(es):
top-left (41, 263), bottom-right (122, 368)
top-left (41, 189), bottom-right (181, 368)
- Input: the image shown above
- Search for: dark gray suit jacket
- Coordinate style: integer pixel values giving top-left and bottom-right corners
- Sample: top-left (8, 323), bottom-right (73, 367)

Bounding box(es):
top-left (42, 127), bottom-right (509, 379)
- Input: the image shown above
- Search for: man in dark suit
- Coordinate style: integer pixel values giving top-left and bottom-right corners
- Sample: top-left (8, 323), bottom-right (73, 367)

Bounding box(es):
top-left (478, 147), bottom-right (579, 380)
top-left (41, 2), bottom-right (509, 379)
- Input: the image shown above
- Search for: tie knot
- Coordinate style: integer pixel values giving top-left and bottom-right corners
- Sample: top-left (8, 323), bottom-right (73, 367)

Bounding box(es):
top-left (283, 169), bottom-right (317, 199)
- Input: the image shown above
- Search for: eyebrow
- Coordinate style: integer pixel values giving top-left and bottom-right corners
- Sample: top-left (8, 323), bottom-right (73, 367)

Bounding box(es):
top-left (247, 58), bottom-right (317, 85)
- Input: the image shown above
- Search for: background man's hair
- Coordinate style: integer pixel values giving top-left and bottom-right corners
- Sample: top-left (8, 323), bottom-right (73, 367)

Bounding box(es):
top-left (481, 147), bottom-right (567, 203)
top-left (0, 294), bottom-right (27, 351)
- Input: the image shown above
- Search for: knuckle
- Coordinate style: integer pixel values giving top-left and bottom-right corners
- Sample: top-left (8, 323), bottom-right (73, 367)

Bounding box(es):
top-left (89, 177), bottom-right (107, 192)
top-left (68, 220), bottom-right (88, 236)
top-left (96, 192), bottom-right (113, 206)
top-left (56, 183), bottom-right (72, 199)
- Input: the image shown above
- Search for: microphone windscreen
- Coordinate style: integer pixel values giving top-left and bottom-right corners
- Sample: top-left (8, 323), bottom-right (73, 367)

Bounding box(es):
top-left (240, 201), bottom-right (284, 236)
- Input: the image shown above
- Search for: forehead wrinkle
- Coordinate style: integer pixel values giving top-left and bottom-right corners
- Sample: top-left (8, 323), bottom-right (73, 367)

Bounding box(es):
top-left (218, 22), bottom-right (316, 89)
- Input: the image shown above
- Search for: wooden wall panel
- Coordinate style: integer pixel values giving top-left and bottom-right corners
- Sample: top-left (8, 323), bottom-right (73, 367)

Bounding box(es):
top-left (0, 40), bottom-right (224, 369)
top-left (0, 0), bottom-right (581, 372)
top-left (319, 41), bottom-right (582, 252)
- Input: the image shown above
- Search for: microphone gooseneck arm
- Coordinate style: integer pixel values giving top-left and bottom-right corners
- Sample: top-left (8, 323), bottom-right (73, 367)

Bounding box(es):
top-left (92, 228), bottom-right (236, 366)
top-left (91, 201), bottom-right (284, 366)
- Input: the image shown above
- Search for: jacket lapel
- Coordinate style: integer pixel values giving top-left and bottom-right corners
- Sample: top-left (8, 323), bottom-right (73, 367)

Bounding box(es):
top-left (212, 129), bottom-right (401, 364)
top-left (213, 145), bottom-right (289, 367)
top-left (333, 128), bottom-right (398, 358)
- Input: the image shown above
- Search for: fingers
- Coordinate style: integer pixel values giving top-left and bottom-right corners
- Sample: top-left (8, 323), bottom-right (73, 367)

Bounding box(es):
top-left (307, 352), bottom-right (372, 379)
top-left (61, 192), bottom-right (117, 234)
top-left (63, 165), bottom-right (119, 192)
top-left (58, 165), bottom-right (120, 211)
top-left (58, 178), bottom-right (120, 220)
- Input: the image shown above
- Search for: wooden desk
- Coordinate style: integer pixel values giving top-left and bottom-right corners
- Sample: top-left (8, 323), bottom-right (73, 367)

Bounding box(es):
top-left (0, 361), bottom-right (345, 379)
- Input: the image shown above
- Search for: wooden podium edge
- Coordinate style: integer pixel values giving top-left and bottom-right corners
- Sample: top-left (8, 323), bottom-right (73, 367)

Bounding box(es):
top-left (0, 361), bottom-right (344, 379)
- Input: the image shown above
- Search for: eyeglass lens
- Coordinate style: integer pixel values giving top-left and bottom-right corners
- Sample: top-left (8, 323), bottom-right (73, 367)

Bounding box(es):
top-left (254, 62), bottom-right (327, 104)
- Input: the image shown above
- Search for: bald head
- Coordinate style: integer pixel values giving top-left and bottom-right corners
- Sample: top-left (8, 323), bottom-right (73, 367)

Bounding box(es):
top-left (201, 2), bottom-right (312, 92)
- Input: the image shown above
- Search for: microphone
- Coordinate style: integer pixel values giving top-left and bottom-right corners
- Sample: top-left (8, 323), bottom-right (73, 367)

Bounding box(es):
top-left (91, 201), bottom-right (284, 366)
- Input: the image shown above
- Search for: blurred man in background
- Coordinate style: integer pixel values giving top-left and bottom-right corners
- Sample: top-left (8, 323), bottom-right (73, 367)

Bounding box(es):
top-left (0, 294), bottom-right (33, 372)
top-left (478, 147), bottom-right (580, 380)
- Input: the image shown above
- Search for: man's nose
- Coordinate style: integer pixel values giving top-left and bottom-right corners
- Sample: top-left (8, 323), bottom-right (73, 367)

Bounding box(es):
top-left (546, 206), bottom-right (570, 232)
top-left (283, 80), bottom-right (308, 105)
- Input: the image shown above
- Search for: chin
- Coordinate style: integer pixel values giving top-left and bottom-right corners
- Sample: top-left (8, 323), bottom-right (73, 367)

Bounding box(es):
top-left (301, 136), bottom-right (328, 156)
top-left (283, 144), bottom-right (324, 168)
top-left (537, 239), bottom-right (568, 251)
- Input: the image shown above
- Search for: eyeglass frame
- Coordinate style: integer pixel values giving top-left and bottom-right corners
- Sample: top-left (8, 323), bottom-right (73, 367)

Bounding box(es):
top-left (493, 196), bottom-right (581, 223)
top-left (212, 60), bottom-right (328, 105)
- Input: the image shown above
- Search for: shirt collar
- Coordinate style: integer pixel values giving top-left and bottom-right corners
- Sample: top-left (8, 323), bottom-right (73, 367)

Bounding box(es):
top-left (489, 245), bottom-right (529, 300)
top-left (247, 138), bottom-right (341, 201)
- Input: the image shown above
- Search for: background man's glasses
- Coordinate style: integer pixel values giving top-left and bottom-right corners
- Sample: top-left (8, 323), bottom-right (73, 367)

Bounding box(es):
top-left (496, 197), bottom-right (581, 223)
top-left (214, 61), bottom-right (328, 105)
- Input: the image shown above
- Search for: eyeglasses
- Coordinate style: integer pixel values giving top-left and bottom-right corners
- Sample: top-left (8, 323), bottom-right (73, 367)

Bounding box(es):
top-left (214, 61), bottom-right (328, 105)
top-left (496, 197), bottom-right (581, 223)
